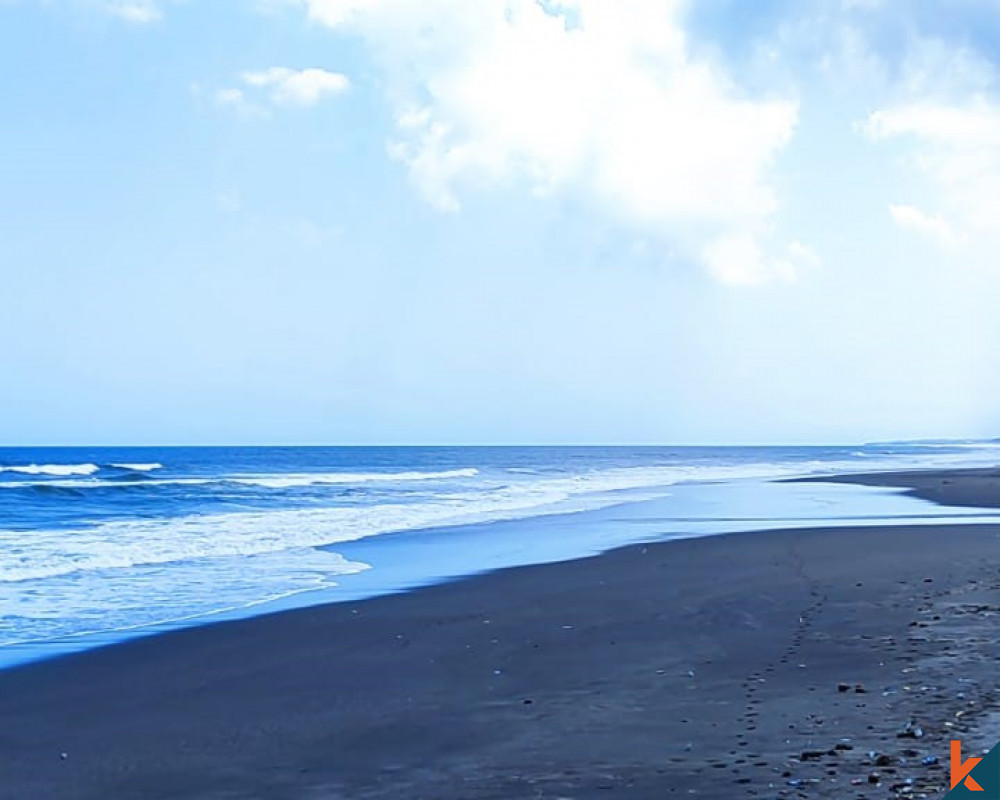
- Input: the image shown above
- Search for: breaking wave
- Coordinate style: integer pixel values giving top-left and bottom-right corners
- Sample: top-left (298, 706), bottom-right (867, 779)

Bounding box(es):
top-left (0, 463), bottom-right (99, 477)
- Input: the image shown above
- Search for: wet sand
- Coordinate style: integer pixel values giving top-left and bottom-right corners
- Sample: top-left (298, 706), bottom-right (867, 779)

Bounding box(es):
top-left (2, 469), bottom-right (999, 799)
top-left (795, 466), bottom-right (1000, 510)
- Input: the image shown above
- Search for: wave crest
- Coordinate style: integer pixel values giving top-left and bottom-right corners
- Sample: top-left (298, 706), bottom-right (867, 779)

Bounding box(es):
top-left (233, 468), bottom-right (479, 488)
top-left (0, 467), bottom-right (480, 491)
top-left (0, 463), bottom-right (99, 477)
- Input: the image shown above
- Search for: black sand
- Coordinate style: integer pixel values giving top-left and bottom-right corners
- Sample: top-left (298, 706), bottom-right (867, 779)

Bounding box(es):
top-left (3, 469), bottom-right (1000, 799)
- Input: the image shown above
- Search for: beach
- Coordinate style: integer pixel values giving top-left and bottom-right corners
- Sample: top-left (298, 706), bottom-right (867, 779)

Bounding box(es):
top-left (2, 468), bottom-right (999, 799)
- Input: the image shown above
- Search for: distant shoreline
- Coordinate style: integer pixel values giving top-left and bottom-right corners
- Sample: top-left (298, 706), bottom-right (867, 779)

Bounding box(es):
top-left (789, 465), bottom-right (1000, 509)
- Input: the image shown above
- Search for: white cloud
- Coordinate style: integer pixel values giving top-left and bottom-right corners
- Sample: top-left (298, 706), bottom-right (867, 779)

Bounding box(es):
top-left (213, 86), bottom-right (267, 118)
top-left (702, 234), bottom-right (786, 286)
top-left (865, 101), bottom-right (1000, 148)
top-left (215, 87), bottom-right (247, 107)
top-left (702, 236), bottom-right (818, 287)
top-left (865, 98), bottom-right (1000, 256)
top-left (215, 67), bottom-right (349, 116)
top-left (101, 0), bottom-right (162, 22)
top-left (845, 31), bottom-right (1000, 264)
top-left (242, 67), bottom-right (350, 107)
top-left (293, 0), bottom-right (802, 284)
top-left (888, 204), bottom-right (961, 246)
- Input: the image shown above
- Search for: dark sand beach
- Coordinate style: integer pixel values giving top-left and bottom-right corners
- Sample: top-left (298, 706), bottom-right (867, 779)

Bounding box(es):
top-left (3, 469), bottom-right (1000, 799)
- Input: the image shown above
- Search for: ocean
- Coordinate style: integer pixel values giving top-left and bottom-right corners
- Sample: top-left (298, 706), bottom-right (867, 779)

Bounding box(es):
top-left (2, 443), bottom-right (998, 666)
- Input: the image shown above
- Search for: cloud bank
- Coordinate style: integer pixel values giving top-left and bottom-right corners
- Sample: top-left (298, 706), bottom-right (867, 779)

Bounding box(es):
top-left (295, 0), bottom-right (801, 284)
top-left (865, 91), bottom-right (1000, 265)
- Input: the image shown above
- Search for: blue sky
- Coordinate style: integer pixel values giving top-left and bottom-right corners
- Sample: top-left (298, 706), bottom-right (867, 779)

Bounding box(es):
top-left (2, 0), bottom-right (999, 445)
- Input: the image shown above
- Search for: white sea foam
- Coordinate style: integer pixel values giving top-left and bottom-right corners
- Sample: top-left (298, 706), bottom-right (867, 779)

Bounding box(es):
top-left (231, 468), bottom-right (480, 488)
top-left (0, 466), bottom-right (694, 584)
top-left (0, 484), bottom-right (569, 583)
top-left (0, 467), bottom-right (480, 490)
top-left (109, 463), bottom-right (163, 472)
top-left (0, 463), bottom-right (99, 477)
top-left (0, 548), bottom-right (369, 647)
top-left (0, 456), bottom-right (957, 584)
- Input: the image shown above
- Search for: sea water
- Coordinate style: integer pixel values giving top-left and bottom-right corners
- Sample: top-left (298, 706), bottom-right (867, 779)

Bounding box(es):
top-left (1, 443), bottom-right (998, 666)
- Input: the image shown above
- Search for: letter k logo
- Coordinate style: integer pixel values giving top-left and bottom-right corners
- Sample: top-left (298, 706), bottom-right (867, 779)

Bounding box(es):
top-left (954, 741), bottom-right (985, 791)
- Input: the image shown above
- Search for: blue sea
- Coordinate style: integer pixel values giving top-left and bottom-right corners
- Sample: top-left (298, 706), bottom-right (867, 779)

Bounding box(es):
top-left (2, 443), bottom-right (999, 667)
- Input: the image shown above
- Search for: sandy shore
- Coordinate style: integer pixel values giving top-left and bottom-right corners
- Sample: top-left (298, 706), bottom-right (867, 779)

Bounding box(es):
top-left (2, 469), bottom-right (1000, 799)
top-left (794, 466), bottom-right (1000, 510)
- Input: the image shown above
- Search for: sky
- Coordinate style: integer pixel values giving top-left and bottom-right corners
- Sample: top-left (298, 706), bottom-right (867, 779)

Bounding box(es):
top-left (1, 0), bottom-right (999, 445)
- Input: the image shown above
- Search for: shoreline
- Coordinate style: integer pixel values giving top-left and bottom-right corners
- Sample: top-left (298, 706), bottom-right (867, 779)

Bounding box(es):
top-left (791, 466), bottom-right (1000, 509)
top-left (2, 467), bottom-right (999, 798)
top-left (10, 471), bottom-right (998, 672)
